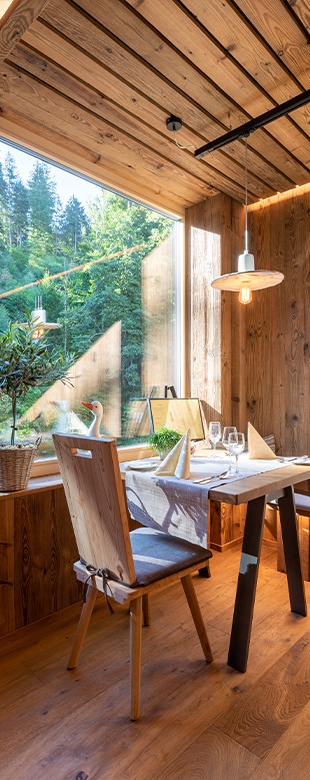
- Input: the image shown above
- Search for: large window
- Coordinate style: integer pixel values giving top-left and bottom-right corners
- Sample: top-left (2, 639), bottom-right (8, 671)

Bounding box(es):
top-left (0, 142), bottom-right (182, 457)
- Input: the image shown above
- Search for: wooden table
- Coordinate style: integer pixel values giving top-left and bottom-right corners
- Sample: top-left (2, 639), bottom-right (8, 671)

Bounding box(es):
top-left (208, 463), bottom-right (310, 672)
top-left (122, 461), bottom-right (310, 673)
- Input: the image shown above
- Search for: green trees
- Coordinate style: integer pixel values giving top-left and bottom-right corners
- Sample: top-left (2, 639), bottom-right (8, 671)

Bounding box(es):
top-left (60, 195), bottom-right (89, 254)
top-left (28, 161), bottom-right (56, 252)
top-left (0, 149), bottom-right (174, 441)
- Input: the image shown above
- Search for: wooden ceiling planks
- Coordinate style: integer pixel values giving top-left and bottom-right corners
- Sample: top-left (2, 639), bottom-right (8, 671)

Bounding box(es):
top-left (0, 0), bottom-right (51, 61)
top-left (40, 0), bottom-right (309, 184)
top-left (123, 0), bottom-right (310, 162)
top-left (21, 19), bottom-right (293, 197)
top-left (0, 0), bottom-right (309, 213)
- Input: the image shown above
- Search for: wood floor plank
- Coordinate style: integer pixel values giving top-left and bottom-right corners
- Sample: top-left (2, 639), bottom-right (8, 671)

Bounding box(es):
top-left (214, 631), bottom-right (310, 758)
top-left (1, 546), bottom-right (310, 780)
top-left (156, 726), bottom-right (261, 780)
top-left (246, 699), bottom-right (310, 780)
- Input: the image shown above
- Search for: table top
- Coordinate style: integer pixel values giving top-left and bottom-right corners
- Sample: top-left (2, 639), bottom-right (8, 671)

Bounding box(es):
top-left (120, 458), bottom-right (310, 506)
top-left (208, 463), bottom-right (310, 505)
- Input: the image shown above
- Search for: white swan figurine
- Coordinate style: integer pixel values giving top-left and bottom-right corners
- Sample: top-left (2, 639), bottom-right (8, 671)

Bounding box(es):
top-left (81, 400), bottom-right (104, 437)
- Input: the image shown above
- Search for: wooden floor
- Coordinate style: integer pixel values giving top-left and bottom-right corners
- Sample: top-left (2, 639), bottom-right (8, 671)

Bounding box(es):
top-left (2, 544), bottom-right (310, 780)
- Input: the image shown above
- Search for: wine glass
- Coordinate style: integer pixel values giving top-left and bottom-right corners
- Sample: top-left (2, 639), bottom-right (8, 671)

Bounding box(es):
top-left (228, 431), bottom-right (245, 476)
top-left (208, 421), bottom-right (221, 459)
top-left (222, 426), bottom-right (237, 475)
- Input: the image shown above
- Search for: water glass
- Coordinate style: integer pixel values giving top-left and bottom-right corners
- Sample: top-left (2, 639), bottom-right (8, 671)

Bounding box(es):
top-left (228, 431), bottom-right (245, 475)
top-left (208, 421), bottom-right (222, 459)
top-left (222, 426), bottom-right (237, 475)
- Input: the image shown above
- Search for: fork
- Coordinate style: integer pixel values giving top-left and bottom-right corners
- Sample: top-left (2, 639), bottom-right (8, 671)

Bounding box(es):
top-left (194, 471), bottom-right (229, 484)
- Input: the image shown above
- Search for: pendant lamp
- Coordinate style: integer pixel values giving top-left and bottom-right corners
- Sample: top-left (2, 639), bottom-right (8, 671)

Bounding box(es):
top-left (211, 138), bottom-right (284, 304)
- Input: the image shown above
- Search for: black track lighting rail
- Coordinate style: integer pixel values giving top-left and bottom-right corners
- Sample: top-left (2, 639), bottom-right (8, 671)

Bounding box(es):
top-left (194, 89), bottom-right (310, 159)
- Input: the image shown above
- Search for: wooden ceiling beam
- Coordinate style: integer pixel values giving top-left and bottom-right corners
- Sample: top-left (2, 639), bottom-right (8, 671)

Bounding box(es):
top-left (0, 0), bottom-right (51, 62)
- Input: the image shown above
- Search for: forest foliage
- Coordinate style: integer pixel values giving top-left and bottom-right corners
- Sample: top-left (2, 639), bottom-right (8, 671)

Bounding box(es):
top-left (0, 151), bottom-right (174, 441)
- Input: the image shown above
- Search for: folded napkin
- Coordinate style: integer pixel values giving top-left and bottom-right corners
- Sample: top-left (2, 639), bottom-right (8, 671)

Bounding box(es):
top-left (155, 429), bottom-right (191, 479)
top-left (248, 422), bottom-right (277, 459)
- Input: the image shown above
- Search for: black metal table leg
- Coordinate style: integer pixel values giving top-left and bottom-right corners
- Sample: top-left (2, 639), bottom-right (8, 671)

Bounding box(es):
top-left (278, 486), bottom-right (307, 616)
top-left (228, 494), bottom-right (267, 672)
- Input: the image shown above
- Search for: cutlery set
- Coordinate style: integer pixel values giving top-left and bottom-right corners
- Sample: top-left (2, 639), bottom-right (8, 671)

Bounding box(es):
top-left (193, 471), bottom-right (230, 484)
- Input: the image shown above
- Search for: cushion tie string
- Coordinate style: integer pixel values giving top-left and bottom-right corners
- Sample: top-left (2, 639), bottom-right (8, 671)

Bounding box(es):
top-left (82, 564), bottom-right (115, 615)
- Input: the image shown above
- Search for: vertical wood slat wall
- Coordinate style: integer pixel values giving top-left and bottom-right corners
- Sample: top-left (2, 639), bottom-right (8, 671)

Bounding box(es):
top-left (0, 487), bottom-right (80, 637)
top-left (185, 187), bottom-right (310, 458)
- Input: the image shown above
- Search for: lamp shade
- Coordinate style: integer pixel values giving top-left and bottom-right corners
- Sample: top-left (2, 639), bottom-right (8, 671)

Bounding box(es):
top-left (211, 268), bottom-right (284, 292)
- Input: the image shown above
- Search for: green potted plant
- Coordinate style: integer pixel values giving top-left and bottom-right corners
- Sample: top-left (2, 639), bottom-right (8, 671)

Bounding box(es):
top-left (0, 313), bottom-right (74, 491)
top-left (148, 426), bottom-right (182, 460)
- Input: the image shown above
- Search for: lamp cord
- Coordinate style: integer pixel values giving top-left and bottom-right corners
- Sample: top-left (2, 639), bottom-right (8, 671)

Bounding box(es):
top-left (173, 130), bottom-right (197, 150)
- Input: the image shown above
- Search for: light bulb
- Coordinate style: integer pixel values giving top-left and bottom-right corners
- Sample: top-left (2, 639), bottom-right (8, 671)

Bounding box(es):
top-left (32, 326), bottom-right (45, 339)
top-left (238, 285), bottom-right (252, 304)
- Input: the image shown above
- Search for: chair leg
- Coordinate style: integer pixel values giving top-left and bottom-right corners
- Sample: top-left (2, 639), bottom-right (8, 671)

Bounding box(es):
top-left (142, 593), bottom-right (150, 626)
top-left (181, 574), bottom-right (213, 663)
top-left (67, 585), bottom-right (97, 670)
top-left (130, 596), bottom-right (142, 720)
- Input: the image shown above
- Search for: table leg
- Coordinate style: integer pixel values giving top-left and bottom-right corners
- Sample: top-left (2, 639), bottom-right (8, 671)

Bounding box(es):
top-left (228, 495), bottom-right (266, 673)
top-left (278, 486), bottom-right (307, 616)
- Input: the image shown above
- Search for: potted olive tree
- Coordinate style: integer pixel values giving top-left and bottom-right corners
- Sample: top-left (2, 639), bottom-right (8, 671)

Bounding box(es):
top-left (0, 313), bottom-right (74, 491)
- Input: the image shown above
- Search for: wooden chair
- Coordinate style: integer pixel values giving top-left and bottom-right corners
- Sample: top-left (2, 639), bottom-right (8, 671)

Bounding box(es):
top-left (53, 433), bottom-right (213, 720)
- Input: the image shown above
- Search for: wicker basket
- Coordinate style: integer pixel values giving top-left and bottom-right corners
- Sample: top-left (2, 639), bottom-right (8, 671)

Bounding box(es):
top-left (0, 436), bottom-right (42, 492)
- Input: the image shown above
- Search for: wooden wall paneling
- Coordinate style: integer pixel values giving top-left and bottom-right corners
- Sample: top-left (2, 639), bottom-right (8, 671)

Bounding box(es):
top-left (231, 186), bottom-right (310, 459)
top-left (220, 194), bottom-right (233, 427)
top-left (209, 500), bottom-right (246, 551)
top-left (14, 487), bottom-right (79, 630)
top-left (186, 194), bottom-right (224, 420)
top-left (277, 512), bottom-right (310, 581)
top-left (268, 199), bottom-right (286, 455)
top-left (231, 200), bottom-right (247, 433)
top-left (0, 498), bottom-right (15, 636)
top-left (281, 192), bottom-right (307, 456)
top-left (302, 189), bottom-right (310, 447)
top-left (249, 206), bottom-right (275, 436)
top-left (185, 192), bottom-right (240, 427)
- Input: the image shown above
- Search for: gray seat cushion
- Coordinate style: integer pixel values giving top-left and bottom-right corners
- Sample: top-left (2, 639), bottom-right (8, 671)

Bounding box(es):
top-left (130, 527), bottom-right (212, 586)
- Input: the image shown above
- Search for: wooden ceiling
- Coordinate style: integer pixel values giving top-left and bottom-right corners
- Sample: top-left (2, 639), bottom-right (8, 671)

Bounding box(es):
top-left (0, 0), bottom-right (310, 215)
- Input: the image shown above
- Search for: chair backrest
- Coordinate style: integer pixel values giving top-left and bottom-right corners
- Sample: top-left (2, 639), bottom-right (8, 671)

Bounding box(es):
top-left (53, 433), bottom-right (136, 585)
